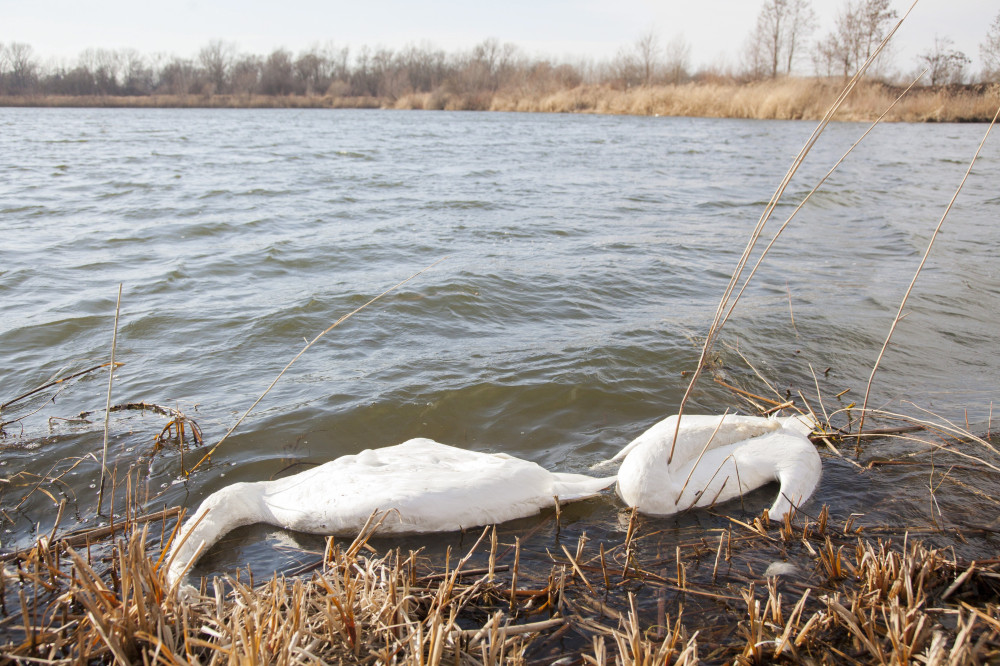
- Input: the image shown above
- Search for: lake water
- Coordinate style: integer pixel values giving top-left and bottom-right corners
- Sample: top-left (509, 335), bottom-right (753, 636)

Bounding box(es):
top-left (1, 107), bottom-right (999, 584)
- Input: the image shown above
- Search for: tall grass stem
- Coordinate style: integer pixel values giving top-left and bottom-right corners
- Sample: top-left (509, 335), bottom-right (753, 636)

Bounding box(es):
top-left (97, 283), bottom-right (123, 515)
top-left (189, 257), bottom-right (447, 473)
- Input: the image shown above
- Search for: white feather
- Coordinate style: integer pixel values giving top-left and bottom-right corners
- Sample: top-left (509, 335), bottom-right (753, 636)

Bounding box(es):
top-left (166, 438), bottom-right (615, 587)
top-left (611, 413), bottom-right (821, 519)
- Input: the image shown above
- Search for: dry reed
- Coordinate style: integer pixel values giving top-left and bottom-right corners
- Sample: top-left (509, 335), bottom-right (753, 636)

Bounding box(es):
top-left (4, 490), bottom-right (1000, 664)
top-left (3, 79), bottom-right (998, 122)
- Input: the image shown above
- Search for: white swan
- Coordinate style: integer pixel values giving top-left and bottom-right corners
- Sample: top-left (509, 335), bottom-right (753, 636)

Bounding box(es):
top-left (166, 438), bottom-right (616, 587)
top-left (610, 413), bottom-right (820, 520)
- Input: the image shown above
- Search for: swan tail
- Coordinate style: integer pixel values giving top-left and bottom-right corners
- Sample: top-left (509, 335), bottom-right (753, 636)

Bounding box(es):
top-left (777, 413), bottom-right (817, 437)
top-left (600, 435), bottom-right (644, 466)
top-left (589, 458), bottom-right (619, 471)
top-left (552, 472), bottom-right (617, 502)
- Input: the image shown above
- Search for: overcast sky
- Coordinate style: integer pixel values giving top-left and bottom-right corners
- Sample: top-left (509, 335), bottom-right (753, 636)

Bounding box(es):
top-left (4, 0), bottom-right (997, 75)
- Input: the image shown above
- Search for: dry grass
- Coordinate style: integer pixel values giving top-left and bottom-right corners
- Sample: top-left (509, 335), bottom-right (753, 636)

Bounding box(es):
top-left (3, 79), bottom-right (998, 122)
top-left (3, 492), bottom-right (1000, 664)
top-left (491, 80), bottom-right (1000, 123)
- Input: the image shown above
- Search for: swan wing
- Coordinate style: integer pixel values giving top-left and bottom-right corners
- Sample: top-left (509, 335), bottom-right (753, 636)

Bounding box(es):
top-left (262, 439), bottom-right (591, 534)
top-left (609, 414), bottom-right (789, 466)
top-left (677, 428), bottom-right (821, 519)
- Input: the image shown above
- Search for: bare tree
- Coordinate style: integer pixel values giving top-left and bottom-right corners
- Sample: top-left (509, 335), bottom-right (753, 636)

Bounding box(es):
top-left (812, 33), bottom-right (840, 76)
top-left (611, 47), bottom-right (640, 88)
top-left (611, 31), bottom-right (662, 87)
top-left (120, 48), bottom-right (153, 95)
top-left (397, 43), bottom-right (448, 93)
top-left (351, 46), bottom-right (377, 96)
top-left (755, 0), bottom-right (786, 78)
top-left (813, 0), bottom-right (897, 78)
top-left (746, 0), bottom-right (816, 78)
top-left (79, 48), bottom-right (121, 94)
top-left (157, 56), bottom-right (198, 95)
top-left (633, 30), bottom-right (661, 85)
top-left (199, 40), bottom-right (235, 94)
top-left (855, 0), bottom-right (897, 66)
top-left (260, 49), bottom-right (294, 95)
top-left (784, 0), bottom-right (817, 73)
top-left (982, 11), bottom-right (1000, 81)
top-left (663, 34), bottom-right (691, 84)
top-left (318, 42), bottom-right (351, 84)
top-left (917, 36), bottom-right (970, 85)
top-left (230, 54), bottom-right (261, 98)
top-left (294, 48), bottom-right (328, 95)
top-left (4, 42), bottom-right (38, 94)
top-left (371, 47), bottom-right (398, 98)
top-left (469, 38), bottom-right (519, 91)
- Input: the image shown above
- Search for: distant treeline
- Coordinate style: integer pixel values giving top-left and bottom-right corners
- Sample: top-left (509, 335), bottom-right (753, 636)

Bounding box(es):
top-left (0, 38), bottom-right (661, 100)
top-left (1, 0), bottom-right (999, 120)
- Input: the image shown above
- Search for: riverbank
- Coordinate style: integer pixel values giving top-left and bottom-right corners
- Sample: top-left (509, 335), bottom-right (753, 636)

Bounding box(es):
top-left (3, 79), bottom-right (997, 122)
top-left (4, 485), bottom-right (999, 663)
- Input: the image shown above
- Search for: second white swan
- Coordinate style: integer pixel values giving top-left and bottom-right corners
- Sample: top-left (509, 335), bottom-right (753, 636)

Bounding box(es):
top-left (609, 413), bottom-right (820, 519)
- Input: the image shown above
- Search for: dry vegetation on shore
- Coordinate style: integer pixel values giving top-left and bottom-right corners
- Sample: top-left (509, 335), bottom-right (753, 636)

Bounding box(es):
top-left (3, 481), bottom-right (1000, 664)
top-left (482, 80), bottom-right (1000, 123)
top-left (4, 361), bottom-right (1000, 663)
top-left (3, 79), bottom-right (998, 122)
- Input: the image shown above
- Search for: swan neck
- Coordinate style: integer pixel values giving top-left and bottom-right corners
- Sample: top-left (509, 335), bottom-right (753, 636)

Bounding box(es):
top-left (166, 483), bottom-right (266, 587)
top-left (770, 461), bottom-right (821, 520)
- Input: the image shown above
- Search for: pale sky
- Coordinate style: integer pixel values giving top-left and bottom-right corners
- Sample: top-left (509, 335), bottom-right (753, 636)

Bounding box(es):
top-left (3, 0), bottom-right (997, 76)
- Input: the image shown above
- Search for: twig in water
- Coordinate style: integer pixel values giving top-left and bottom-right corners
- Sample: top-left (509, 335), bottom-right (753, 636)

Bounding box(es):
top-left (675, 410), bottom-right (730, 504)
top-left (2, 384), bottom-right (71, 431)
top-left (0, 362), bottom-right (121, 414)
top-left (713, 377), bottom-right (782, 408)
top-left (762, 400), bottom-right (795, 416)
top-left (98, 284), bottom-right (123, 515)
top-left (786, 281), bottom-right (798, 337)
top-left (808, 363), bottom-right (831, 427)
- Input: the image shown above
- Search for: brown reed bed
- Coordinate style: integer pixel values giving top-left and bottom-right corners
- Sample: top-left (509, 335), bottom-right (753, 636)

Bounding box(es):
top-left (3, 78), bottom-right (998, 122)
top-left (2, 481), bottom-right (1000, 664)
top-left (485, 79), bottom-right (1000, 123)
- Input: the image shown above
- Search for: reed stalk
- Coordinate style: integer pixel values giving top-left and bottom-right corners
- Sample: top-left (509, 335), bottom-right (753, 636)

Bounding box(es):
top-left (97, 283), bottom-right (122, 515)
top-left (669, 2), bottom-right (918, 463)
top-left (189, 257), bottom-right (446, 473)
top-left (857, 101), bottom-right (1000, 440)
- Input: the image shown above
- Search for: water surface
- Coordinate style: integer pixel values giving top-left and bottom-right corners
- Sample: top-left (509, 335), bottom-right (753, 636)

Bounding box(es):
top-left (1, 108), bottom-right (998, 580)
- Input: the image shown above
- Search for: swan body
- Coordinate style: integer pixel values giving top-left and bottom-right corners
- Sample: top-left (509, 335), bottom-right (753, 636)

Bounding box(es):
top-left (166, 438), bottom-right (615, 587)
top-left (611, 413), bottom-right (820, 520)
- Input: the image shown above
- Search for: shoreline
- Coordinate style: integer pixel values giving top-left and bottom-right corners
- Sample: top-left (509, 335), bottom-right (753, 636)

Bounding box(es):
top-left (3, 79), bottom-right (997, 122)
top-left (3, 496), bottom-right (999, 663)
